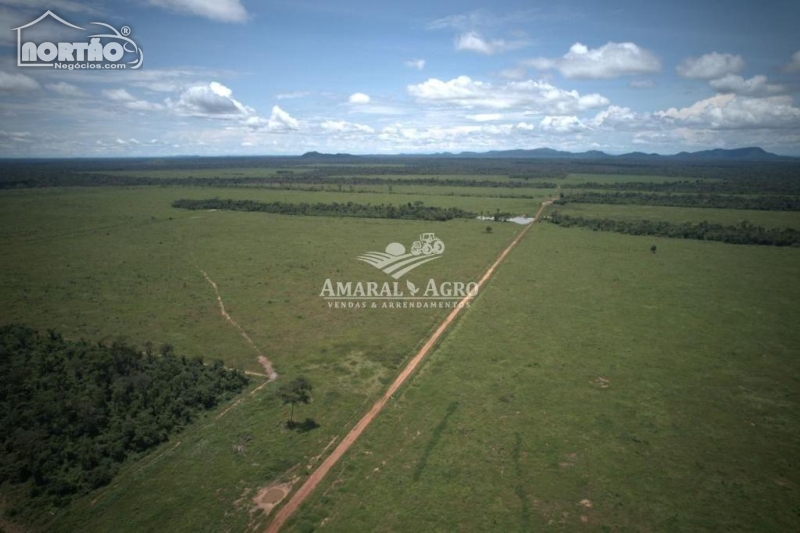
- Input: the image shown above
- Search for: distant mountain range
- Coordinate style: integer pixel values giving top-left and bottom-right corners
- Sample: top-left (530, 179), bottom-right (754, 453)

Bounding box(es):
top-left (300, 147), bottom-right (795, 162)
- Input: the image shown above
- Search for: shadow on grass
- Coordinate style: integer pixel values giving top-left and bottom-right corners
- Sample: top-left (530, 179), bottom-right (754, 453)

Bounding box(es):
top-left (286, 418), bottom-right (320, 433)
top-left (413, 401), bottom-right (459, 482)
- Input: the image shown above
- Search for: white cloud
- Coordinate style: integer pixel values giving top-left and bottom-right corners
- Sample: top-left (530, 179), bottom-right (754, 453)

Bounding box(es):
top-left (466, 113), bottom-right (503, 122)
top-left (102, 88), bottom-right (136, 102)
top-left (676, 52), bottom-right (745, 79)
top-left (102, 87), bottom-right (164, 111)
top-left (407, 75), bottom-right (609, 114)
top-left (404, 59), bottom-right (426, 70)
top-left (0, 130), bottom-right (32, 143)
top-left (656, 94), bottom-right (800, 130)
top-left (0, 71), bottom-right (40, 91)
top-left (425, 9), bottom-right (537, 31)
top-left (539, 115), bottom-right (586, 133)
top-left (348, 92), bottom-right (371, 104)
top-left (45, 82), bottom-right (87, 97)
top-left (126, 99), bottom-right (165, 111)
top-left (454, 31), bottom-right (526, 55)
top-left (709, 74), bottom-right (786, 96)
top-left (782, 50), bottom-right (800, 73)
top-left (515, 122), bottom-right (535, 130)
top-left (148, 0), bottom-right (248, 23)
top-left (590, 105), bottom-right (650, 130)
top-left (526, 42), bottom-right (661, 79)
top-left (320, 120), bottom-right (374, 134)
top-left (170, 82), bottom-right (252, 117)
top-left (266, 105), bottom-right (299, 131)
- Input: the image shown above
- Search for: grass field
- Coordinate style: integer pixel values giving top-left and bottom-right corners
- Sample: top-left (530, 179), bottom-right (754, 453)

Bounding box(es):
top-left (1, 166), bottom-right (798, 533)
top-left (286, 223), bottom-right (800, 532)
top-left (0, 185), bottom-right (533, 531)
top-left (550, 202), bottom-right (800, 229)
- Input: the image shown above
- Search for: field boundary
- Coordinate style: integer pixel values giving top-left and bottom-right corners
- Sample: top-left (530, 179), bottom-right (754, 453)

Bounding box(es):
top-left (265, 199), bottom-right (553, 532)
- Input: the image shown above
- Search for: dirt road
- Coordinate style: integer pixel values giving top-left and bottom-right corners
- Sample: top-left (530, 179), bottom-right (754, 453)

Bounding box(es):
top-left (265, 199), bottom-right (553, 532)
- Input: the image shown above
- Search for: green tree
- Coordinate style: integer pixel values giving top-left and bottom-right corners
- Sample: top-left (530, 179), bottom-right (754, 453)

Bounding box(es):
top-left (277, 376), bottom-right (313, 423)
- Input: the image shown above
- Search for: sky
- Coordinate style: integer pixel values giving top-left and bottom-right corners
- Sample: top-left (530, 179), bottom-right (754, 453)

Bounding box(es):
top-left (1, 0), bottom-right (799, 157)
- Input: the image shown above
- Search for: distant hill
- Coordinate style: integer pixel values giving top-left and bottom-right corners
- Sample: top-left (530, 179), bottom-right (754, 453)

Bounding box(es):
top-left (394, 146), bottom-right (792, 161)
top-left (300, 151), bottom-right (360, 161)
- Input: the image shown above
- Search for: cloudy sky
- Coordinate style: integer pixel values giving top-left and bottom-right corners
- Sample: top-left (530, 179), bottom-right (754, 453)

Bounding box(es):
top-left (1, 0), bottom-right (799, 157)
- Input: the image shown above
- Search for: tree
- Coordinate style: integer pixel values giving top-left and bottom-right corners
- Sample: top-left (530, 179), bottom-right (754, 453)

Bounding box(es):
top-left (650, 245), bottom-right (657, 254)
top-left (485, 226), bottom-right (493, 233)
top-left (277, 376), bottom-right (312, 424)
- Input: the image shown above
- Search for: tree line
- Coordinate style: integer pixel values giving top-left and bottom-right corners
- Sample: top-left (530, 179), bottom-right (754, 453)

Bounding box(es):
top-left (555, 191), bottom-right (800, 211)
top-left (0, 325), bottom-right (249, 508)
top-left (547, 211), bottom-right (800, 247)
top-left (568, 179), bottom-right (800, 195)
top-left (172, 198), bottom-right (476, 221)
top-left (0, 173), bottom-right (557, 191)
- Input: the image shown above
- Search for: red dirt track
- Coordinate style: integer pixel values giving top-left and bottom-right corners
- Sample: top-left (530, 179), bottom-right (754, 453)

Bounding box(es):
top-left (266, 200), bottom-right (552, 532)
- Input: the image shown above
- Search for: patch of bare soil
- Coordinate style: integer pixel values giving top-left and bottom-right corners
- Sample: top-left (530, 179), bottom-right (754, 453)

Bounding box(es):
top-left (249, 479), bottom-right (297, 528)
top-left (590, 377), bottom-right (610, 389)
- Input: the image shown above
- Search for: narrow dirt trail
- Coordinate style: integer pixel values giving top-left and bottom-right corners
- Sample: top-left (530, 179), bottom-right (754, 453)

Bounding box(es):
top-left (201, 270), bottom-right (278, 381)
top-left (265, 199), bottom-right (553, 532)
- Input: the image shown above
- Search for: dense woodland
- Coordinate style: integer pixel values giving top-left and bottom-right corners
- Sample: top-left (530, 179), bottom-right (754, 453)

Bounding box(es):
top-left (556, 192), bottom-right (800, 211)
top-left (1, 157), bottom-right (800, 190)
top-left (172, 198), bottom-right (476, 221)
top-left (547, 211), bottom-right (800, 246)
top-left (0, 325), bottom-right (249, 508)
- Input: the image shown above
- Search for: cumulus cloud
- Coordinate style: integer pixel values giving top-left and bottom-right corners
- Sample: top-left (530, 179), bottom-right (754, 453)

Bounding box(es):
top-left (266, 105), bottom-right (299, 131)
top-left (348, 92), bottom-right (371, 104)
top-left (539, 115), bottom-right (586, 133)
top-left (676, 52), bottom-right (745, 79)
top-left (656, 94), bottom-right (800, 129)
top-left (782, 50), bottom-right (800, 73)
top-left (526, 42), bottom-right (661, 79)
top-left (454, 31), bottom-right (526, 55)
top-left (148, 0), bottom-right (248, 23)
top-left (320, 120), bottom-right (374, 133)
top-left (0, 71), bottom-right (40, 91)
top-left (407, 75), bottom-right (609, 114)
top-left (404, 59), bottom-right (426, 70)
top-left (709, 74), bottom-right (786, 96)
top-left (171, 82), bottom-right (253, 117)
top-left (45, 82), bottom-right (87, 97)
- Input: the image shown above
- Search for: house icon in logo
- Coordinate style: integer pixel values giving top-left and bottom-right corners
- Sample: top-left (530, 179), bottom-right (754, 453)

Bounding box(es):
top-left (14, 10), bottom-right (85, 67)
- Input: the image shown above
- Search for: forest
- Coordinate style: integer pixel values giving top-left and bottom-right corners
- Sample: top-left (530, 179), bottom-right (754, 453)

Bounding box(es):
top-left (0, 325), bottom-right (249, 508)
top-left (171, 198), bottom-right (476, 221)
top-left (547, 211), bottom-right (800, 246)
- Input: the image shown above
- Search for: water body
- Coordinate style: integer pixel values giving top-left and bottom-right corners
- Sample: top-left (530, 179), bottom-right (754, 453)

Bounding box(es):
top-left (476, 216), bottom-right (534, 225)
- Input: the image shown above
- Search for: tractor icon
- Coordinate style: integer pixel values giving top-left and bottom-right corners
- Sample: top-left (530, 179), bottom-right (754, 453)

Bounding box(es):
top-left (411, 233), bottom-right (445, 256)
